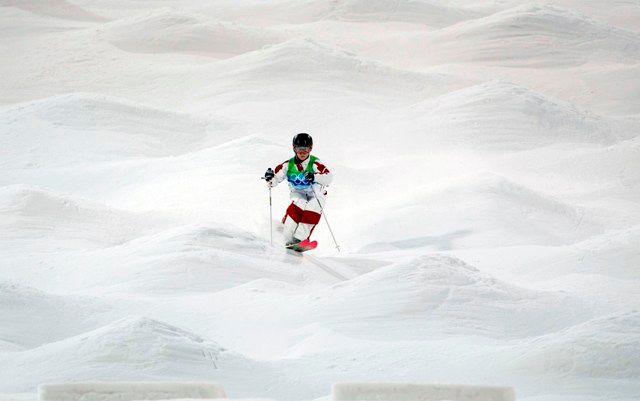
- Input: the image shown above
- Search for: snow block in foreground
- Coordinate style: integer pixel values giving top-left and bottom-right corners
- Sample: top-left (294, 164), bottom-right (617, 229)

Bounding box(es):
top-left (38, 382), bottom-right (226, 401)
top-left (332, 383), bottom-right (515, 401)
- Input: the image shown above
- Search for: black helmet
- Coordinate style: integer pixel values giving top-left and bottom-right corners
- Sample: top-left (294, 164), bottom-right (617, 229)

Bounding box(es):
top-left (292, 133), bottom-right (313, 147)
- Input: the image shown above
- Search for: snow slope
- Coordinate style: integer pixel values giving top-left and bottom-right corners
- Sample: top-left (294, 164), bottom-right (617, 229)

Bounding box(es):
top-left (55, 224), bottom-right (313, 295)
top-left (298, 254), bottom-right (596, 339)
top-left (423, 5), bottom-right (640, 66)
top-left (100, 9), bottom-right (282, 57)
top-left (329, 0), bottom-right (482, 27)
top-left (378, 80), bottom-right (635, 152)
top-left (0, 317), bottom-right (264, 393)
top-left (514, 310), bottom-right (640, 379)
top-left (352, 173), bottom-right (603, 249)
top-left (2, 0), bottom-right (108, 22)
top-left (0, 185), bottom-right (172, 250)
top-left (182, 39), bottom-right (473, 110)
top-left (0, 94), bottom-right (212, 167)
top-left (0, 282), bottom-right (116, 348)
top-left (1, 1), bottom-right (639, 401)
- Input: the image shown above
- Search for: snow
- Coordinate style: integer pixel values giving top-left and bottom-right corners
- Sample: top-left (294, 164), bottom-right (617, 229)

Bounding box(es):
top-left (1, 317), bottom-right (259, 393)
top-left (0, 94), bottom-right (214, 167)
top-left (0, 282), bottom-right (116, 348)
top-left (375, 4), bottom-right (640, 68)
top-left (1, 1), bottom-right (639, 401)
top-left (294, 254), bottom-right (598, 339)
top-left (512, 310), bottom-right (640, 379)
top-left (328, 0), bottom-right (483, 27)
top-left (332, 382), bottom-right (515, 401)
top-left (99, 9), bottom-right (282, 58)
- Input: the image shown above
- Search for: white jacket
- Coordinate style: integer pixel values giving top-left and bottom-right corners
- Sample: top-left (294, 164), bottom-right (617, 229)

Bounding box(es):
top-left (269, 155), bottom-right (333, 196)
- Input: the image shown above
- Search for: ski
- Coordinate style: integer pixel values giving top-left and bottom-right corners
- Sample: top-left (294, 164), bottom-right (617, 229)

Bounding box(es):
top-left (286, 239), bottom-right (318, 253)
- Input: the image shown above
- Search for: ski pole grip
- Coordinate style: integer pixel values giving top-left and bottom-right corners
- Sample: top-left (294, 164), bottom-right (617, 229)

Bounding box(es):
top-left (263, 168), bottom-right (275, 181)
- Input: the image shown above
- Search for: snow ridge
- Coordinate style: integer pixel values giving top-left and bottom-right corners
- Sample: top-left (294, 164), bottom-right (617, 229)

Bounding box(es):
top-left (0, 281), bottom-right (115, 348)
top-left (305, 254), bottom-right (596, 339)
top-left (0, 317), bottom-right (231, 392)
top-left (0, 93), bottom-right (210, 167)
top-left (0, 185), bottom-right (170, 249)
top-left (425, 4), bottom-right (640, 66)
top-left (515, 310), bottom-right (640, 378)
top-left (330, 0), bottom-right (482, 27)
top-left (100, 8), bottom-right (282, 57)
top-left (405, 80), bottom-right (632, 148)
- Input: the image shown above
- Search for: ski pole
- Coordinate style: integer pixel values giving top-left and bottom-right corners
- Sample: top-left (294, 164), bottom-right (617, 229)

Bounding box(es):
top-left (261, 171), bottom-right (274, 246)
top-left (268, 186), bottom-right (273, 246)
top-left (310, 186), bottom-right (341, 252)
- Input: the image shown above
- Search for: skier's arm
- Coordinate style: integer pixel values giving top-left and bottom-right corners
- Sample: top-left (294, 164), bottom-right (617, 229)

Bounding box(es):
top-left (312, 159), bottom-right (333, 187)
top-left (268, 161), bottom-right (288, 187)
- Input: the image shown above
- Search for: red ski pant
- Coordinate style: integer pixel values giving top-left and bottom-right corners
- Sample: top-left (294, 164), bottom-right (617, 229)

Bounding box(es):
top-left (282, 193), bottom-right (324, 242)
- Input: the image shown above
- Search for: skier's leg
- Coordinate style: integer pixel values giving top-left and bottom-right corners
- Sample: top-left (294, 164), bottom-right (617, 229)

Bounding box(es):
top-left (292, 191), bottom-right (325, 241)
top-left (282, 194), bottom-right (307, 244)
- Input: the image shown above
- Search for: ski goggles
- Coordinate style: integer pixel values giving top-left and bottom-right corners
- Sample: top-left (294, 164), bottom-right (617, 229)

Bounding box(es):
top-left (294, 146), bottom-right (311, 152)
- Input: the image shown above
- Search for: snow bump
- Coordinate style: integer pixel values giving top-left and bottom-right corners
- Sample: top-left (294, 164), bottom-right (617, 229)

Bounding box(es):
top-left (0, 317), bottom-right (237, 392)
top-left (0, 93), bottom-right (211, 167)
top-left (99, 8), bottom-right (281, 57)
top-left (305, 254), bottom-right (595, 339)
top-left (422, 4), bottom-right (640, 66)
top-left (401, 80), bottom-right (632, 150)
top-left (0, 281), bottom-right (115, 348)
top-left (514, 310), bottom-right (640, 379)
top-left (330, 0), bottom-right (482, 27)
top-left (0, 185), bottom-right (169, 249)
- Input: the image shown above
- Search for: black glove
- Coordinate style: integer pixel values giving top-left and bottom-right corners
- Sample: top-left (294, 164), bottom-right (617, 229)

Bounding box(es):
top-left (264, 168), bottom-right (275, 181)
top-left (305, 171), bottom-right (314, 183)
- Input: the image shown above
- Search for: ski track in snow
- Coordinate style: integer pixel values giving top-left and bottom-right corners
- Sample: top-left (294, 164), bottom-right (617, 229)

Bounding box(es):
top-left (1, 1), bottom-right (639, 401)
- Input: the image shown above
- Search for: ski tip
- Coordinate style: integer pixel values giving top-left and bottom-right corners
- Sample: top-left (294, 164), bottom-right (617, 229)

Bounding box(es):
top-left (286, 239), bottom-right (318, 252)
top-left (300, 239), bottom-right (318, 250)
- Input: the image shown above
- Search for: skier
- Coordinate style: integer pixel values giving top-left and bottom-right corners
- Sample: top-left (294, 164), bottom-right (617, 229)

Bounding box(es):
top-left (264, 133), bottom-right (333, 248)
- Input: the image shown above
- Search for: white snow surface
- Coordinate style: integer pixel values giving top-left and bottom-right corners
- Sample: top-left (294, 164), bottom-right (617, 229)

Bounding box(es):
top-left (0, 1), bottom-right (639, 401)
